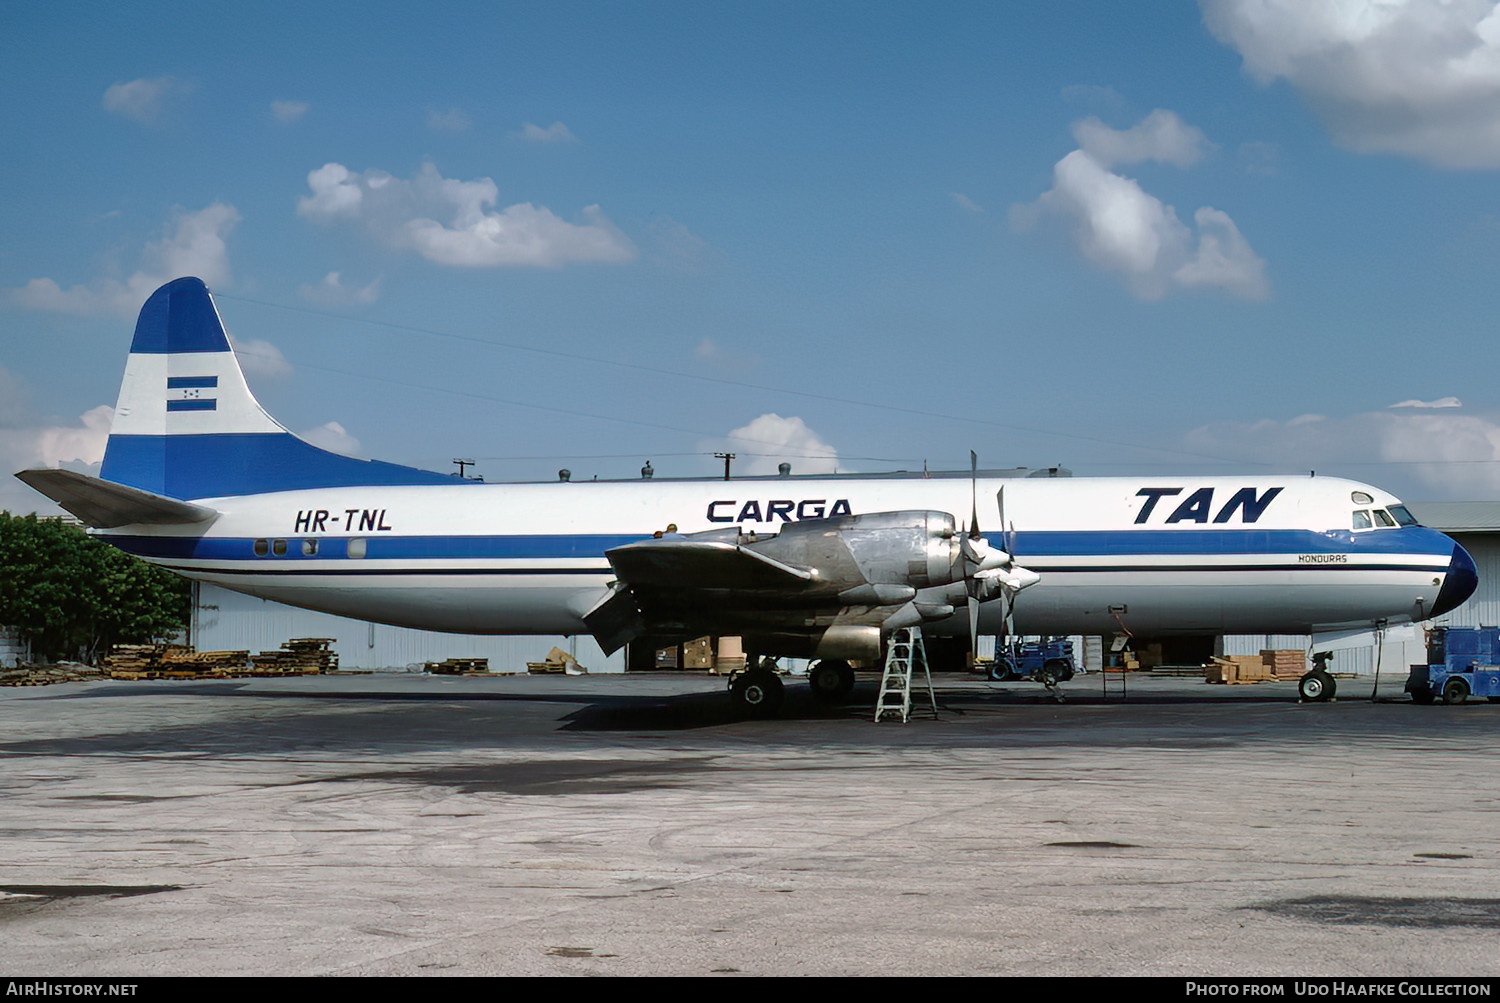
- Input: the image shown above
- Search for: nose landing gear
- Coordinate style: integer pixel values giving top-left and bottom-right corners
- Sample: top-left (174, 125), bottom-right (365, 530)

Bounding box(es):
top-left (1299, 651), bottom-right (1337, 703)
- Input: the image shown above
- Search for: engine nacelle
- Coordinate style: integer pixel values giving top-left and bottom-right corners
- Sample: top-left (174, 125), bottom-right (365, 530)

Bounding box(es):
top-left (744, 510), bottom-right (964, 593)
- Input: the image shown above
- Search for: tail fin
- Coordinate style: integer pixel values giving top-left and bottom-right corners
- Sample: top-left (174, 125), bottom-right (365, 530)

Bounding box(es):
top-left (100, 277), bottom-right (458, 500)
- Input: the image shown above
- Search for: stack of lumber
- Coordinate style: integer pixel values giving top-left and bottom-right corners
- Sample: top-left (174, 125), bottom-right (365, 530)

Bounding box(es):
top-left (248, 638), bottom-right (338, 674)
top-left (104, 644), bottom-right (249, 679)
top-left (160, 649), bottom-right (251, 677)
top-left (423, 657), bottom-right (489, 674)
top-left (1262, 649), bottom-right (1307, 679)
top-left (1, 663), bottom-right (102, 686)
top-left (527, 646), bottom-right (585, 674)
top-left (104, 643), bottom-right (188, 677)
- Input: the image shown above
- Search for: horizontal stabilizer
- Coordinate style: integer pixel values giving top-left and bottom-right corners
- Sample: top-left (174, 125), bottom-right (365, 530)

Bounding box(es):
top-left (14, 469), bottom-right (219, 529)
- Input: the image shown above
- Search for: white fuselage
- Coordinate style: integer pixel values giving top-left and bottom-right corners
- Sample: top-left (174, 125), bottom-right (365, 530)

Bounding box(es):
top-left (99, 473), bottom-right (1467, 639)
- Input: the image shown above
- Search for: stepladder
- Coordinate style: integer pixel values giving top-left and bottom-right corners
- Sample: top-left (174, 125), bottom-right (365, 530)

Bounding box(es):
top-left (875, 626), bottom-right (938, 722)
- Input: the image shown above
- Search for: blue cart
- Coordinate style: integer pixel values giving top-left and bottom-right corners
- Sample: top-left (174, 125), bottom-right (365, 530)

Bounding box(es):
top-left (1406, 627), bottom-right (1500, 705)
top-left (988, 637), bottom-right (1077, 685)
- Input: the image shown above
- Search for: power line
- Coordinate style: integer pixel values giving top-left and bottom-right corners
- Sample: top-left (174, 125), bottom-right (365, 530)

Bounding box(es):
top-left (218, 293), bottom-right (1259, 466)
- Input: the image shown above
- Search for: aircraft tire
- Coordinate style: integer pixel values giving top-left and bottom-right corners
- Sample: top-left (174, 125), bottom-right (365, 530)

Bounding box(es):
top-left (732, 670), bottom-right (785, 718)
top-left (808, 660), bottom-right (854, 702)
top-left (1298, 670), bottom-right (1335, 702)
top-left (1442, 677), bottom-right (1469, 705)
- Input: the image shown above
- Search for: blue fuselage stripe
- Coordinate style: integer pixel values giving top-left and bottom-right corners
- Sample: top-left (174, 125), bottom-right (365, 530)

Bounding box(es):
top-left (108, 526), bottom-right (1456, 568)
top-left (146, 563), bottom-right (1448, 579)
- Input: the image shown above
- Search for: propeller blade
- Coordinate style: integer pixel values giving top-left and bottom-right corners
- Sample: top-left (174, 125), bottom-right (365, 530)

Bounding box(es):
top-left (997, 486), bottom-right (1014, 557)
top-left (969, 451), bottom-right (981, 541)
top-left (967, 593), bottom-right (980, 657)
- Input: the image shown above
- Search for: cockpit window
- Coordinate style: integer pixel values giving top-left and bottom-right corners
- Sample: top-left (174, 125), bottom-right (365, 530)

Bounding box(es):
top-left (1373, 509), bottom-right (1396, 527)
top-left (1353, 510), bottom-right (1372, 530)
top-left (1388, 504), bottom-right (1419, 527)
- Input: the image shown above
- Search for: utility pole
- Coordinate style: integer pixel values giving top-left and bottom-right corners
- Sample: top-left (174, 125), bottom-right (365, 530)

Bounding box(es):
top-left (714, 452), bottom-right (735, 480)
top-left (453, 458), bottom-right (475, 479)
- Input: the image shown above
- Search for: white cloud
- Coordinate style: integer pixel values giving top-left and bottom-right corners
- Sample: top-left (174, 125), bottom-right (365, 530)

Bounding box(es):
top-left (10, 202), bottom-right (240, 316)
top-left (298, 163), bottom-right (365, 219)
top-left (514, 121), bottom-right (578, 143)
top-left (299, 421), bottom-right (361, 457)
top-left (271, 100), bottom-right (309, 123)
top-left (724, 414), bottom-right (839, 476)
top-left (226, 334), bottom-right (293, 381)
top-left (1012, 111), bottom-right (1268, 301)
top-left (0, 405), bottom-right (113, 515)
top-left (426, 107), bottom-right (470, 133)
top-left (1390, 396), bottom-right (1463, 409)
top-left (1173, 206), bottom-right (1270, 299)
top-left (297, 162), bottom-right (636, 268)
top-left (103, 77), bottom-right (191, 123)
top-left (951, 192), bottom-right (985, 213)
top-left (299, 271), bottom-right (381, 307)
top-left (1185, 408), bottom-right (1500, 498)
top-left (1071, 109), bottom-right (1211, 168)
top-left (1203, 0), bottom-right (1500, 168)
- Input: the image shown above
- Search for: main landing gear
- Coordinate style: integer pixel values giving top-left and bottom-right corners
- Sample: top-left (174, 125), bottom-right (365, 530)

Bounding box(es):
top-left (807, 658), bottom-right (856, 703)
top-left (728, 658), bottom-right (785, 718)
top-left (728, 657), bottom-right (860, 717)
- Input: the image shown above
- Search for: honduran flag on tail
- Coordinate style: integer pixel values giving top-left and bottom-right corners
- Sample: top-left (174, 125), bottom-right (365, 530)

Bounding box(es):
top-left (166, 375), bottom-right (218, 411)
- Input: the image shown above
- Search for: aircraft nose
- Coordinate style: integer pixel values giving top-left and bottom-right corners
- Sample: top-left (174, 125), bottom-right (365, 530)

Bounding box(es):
top-left (1430, 541), bottom-right (1478, 619)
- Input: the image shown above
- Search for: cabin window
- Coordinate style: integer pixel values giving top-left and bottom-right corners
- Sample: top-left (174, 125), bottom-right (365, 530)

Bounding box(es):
top-left (272, 539), bottom-right (287, 556)
top-left (1352, 510), bottom-right (1372, 530)
top-left (1388, 504), bottom-right (1419, 527)
top-left (301, 539), bottom-right (318, 556)
top-left (253, 539), bottom-right (269, 557)
top-left (347, 538), bottom-right (366, 559)
top-left (1373, 509), bottom-right (1397, 528)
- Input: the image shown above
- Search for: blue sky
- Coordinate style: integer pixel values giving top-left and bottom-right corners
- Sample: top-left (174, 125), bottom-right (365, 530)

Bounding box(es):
top-left (6, 0), bottom-right (1500, 513)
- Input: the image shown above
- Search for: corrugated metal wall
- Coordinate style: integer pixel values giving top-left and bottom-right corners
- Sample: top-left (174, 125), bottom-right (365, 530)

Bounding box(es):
top-left (0, 627), bottom-right (29, 667)
top-left (192, 583), bottom-right (625, 673)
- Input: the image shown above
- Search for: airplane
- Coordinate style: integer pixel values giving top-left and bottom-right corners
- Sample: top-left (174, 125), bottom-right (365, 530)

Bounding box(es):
top-left (16, 277), bottom-right (1479, 715)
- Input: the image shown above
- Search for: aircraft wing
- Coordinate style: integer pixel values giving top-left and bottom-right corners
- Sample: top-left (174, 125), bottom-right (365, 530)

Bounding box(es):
top-left (13, 468), bottom-right (219, 529)
top-left (604, 539), bottom-right (815, 589)
top-left (585, 538), bottom-right (818, 654)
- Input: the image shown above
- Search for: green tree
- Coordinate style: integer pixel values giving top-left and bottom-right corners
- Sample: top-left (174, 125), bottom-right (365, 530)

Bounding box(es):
top-left (0, 512), bottom-right (190, 662)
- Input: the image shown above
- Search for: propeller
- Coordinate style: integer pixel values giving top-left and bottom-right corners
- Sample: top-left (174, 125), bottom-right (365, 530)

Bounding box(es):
top-left (958, 457), bottom-right (1039, 668)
